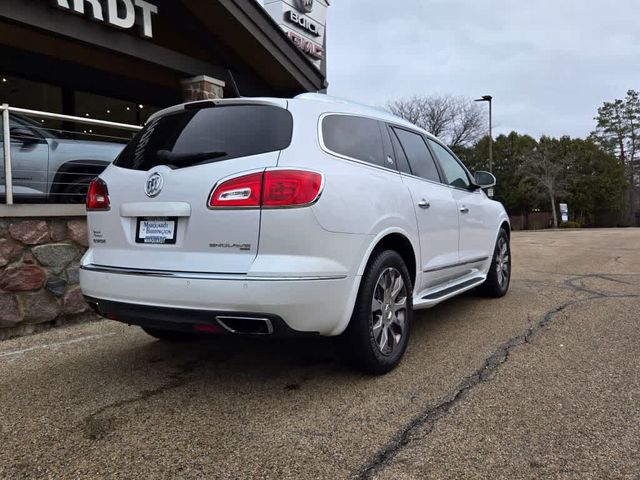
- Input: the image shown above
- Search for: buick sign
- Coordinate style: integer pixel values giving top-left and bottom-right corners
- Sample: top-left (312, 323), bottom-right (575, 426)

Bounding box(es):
top-left (294, 0), bottom-right (314, 14)
top-left (145, 172), bottom-right (164, 197)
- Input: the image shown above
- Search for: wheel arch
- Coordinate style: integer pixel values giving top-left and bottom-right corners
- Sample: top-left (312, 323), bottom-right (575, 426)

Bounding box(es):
top-left (330, 228), bottom-right (419, 337)
top-left (50, 160), bottom-right (109, 198)
top-left (367, 232), bottom-right (417, 289)
top-left (500, 220), bottom-right (511, 238)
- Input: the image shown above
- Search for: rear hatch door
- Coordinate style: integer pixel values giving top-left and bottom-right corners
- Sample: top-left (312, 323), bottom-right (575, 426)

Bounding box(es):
top-left (89, 100), bottom-right (291, 274)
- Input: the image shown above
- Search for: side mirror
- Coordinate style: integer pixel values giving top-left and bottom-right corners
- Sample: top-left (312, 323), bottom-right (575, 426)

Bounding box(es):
top-left (474, 170), bottom-right (496, 189)
top-left (10, 127), bottom-right (40, 144)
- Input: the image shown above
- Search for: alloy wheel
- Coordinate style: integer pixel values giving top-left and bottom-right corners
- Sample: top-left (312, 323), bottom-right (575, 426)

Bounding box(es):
top-left (371, 267), bottom-right (408, 356)
top-left (496, 237), bottom-right (510, 287)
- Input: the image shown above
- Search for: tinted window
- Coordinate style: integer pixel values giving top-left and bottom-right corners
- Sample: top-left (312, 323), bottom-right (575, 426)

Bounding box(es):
top-left (427, 139), bottom-right (471, 189)
top-left (115, 105), bottom-right (293, 171)
top-left (322, 115), bottom-right (384, 167)
top-left (387, 127), bottom-right (412, 174)
top-left (393, 128), bottom-right (441, 182)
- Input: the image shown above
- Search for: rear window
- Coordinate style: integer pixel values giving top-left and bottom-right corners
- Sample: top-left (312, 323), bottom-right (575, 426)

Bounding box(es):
top-left (322, 115), bottom-right (385, 167)
top-left (114, 105), bottom-right (293, 170)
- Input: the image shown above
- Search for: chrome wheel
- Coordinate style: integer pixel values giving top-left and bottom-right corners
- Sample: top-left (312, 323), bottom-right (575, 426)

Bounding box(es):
top-left (496, 237), bottom-right (510, 287)
top-left (371, 267), bottom-right (408, 356)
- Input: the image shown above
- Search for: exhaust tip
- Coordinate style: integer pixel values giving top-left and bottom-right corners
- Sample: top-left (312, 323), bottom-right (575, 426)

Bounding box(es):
top-left (216, 316), bottom-right (274, 335)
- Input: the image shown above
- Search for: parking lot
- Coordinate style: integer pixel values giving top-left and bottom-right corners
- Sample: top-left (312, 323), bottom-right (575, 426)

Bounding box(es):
top-left (1, 229), bottom-right (638, 479)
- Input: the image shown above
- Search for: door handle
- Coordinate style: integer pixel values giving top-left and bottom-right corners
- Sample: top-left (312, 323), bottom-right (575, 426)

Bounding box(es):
top-left (460, 206), bottom-right (470, 214)
top-left (418, 199), bottom-right (430, 209)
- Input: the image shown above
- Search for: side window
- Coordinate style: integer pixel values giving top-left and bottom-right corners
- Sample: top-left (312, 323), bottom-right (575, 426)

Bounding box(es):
top-left (322, 115), bottom-right (384, 167)
top-left (427, 139), bottom-right (471, 189)
top-left (386, 126), bottom-right (412, 174)
top-left (393, 128), bottom-right (441, 182)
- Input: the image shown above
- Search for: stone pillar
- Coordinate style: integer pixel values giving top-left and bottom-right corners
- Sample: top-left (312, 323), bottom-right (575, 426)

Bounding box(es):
top-left (180, 75), bottom-right (226, 102)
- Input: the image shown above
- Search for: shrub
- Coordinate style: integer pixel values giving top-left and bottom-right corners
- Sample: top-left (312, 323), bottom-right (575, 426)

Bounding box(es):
top-left (560, 221), bottom-right (581, 229)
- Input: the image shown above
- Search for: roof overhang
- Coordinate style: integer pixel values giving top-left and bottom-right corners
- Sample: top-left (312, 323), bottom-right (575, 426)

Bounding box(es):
top-left (181, 0), bottom-right (327, 93)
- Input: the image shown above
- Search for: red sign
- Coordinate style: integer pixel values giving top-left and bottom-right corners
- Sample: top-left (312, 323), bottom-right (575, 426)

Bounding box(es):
top-left (286, 31), bottom-right (323, 60)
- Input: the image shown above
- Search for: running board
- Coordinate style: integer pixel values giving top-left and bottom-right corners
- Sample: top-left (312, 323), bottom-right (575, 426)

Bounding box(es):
top-left (413, 276), bottom-right (486, 310)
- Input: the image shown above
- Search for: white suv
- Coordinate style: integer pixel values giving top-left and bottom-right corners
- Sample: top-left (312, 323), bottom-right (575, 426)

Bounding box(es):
top-left (80, 94), bottom-right (511, 373)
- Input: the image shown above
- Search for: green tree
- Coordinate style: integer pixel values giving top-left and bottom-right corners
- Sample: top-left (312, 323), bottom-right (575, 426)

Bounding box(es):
top-left (562, 138), bottom-right (627, 225)
top-left (590, 90), bottom-right (640, 224)
top-left (455, 132), bottom-right (539, 215)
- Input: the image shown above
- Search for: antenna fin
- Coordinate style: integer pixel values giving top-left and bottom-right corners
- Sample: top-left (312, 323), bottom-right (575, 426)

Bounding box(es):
top-left (226, 70), bottom-right (242, 98)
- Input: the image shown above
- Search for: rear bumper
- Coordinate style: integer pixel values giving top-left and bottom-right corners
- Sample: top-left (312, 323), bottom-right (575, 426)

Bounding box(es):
top-left (80, 264), bottom-right (357, 336)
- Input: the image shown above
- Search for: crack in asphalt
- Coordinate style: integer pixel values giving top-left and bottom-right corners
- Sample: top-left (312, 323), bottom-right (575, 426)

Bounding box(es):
top-left (353, 273), bottom-right (640, 480)
top-left (79, 349), bottom-right (234, 440)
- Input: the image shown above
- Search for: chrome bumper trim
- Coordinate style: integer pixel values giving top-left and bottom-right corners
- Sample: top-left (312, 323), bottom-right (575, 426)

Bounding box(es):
top-left (80, 264), bottom-right (348, 282)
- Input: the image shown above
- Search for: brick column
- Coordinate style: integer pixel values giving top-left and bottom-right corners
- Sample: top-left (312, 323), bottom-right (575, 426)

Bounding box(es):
top-left (180, 75), bottom-right (226, 102)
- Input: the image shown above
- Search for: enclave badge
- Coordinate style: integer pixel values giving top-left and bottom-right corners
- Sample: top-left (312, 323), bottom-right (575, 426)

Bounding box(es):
top-left (145, 172), bottom-right (164, 197)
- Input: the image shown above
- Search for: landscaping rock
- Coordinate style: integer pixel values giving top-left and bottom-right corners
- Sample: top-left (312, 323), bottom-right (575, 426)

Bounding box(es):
top-left (32, 244), bottom-right (79, 274)
top-left (23, 251), bottom-right (37, 265)
top-left (0, 265), bottom-right (46, 292)
top-left (66, 266), bottom-right (80, 285)
top-left (63, 286), bottom-right (89, 315)
top-left (9, 220), bottom-right (50, 245)
top-left (22, 291), bottom-right (60, 324)
top-left (46, 277), bottom-right (67, 297)
top-left (68, 219), bottom-right (89, 247)
top-left (0, 294), bottom-right (22, 327)
top-left (49, 220), bottom-right (68, 242)
top-left (0, 239), bottom-right (24, 267)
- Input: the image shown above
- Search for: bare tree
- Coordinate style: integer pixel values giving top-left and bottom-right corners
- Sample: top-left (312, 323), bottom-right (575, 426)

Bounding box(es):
top-left (520, 137), bottom-right (567, 228)
top-left (387, 94), bottom-right (485, 148)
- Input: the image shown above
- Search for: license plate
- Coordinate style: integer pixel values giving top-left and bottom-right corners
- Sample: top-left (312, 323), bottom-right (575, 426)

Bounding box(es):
top-left (136, 217), bottom-right (177, 245)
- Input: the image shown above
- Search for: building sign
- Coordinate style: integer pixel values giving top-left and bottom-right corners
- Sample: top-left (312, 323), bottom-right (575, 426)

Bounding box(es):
top-left (559, 203), bottom-right (569, 223)
top-left (293, 0), bottom-right (314, 14)
top-left (52, 0), bottom-right (158, 39)
top-left (286, 31), bottom-right (323, 60)
top-left (264, 0), bottom-right (328, 69)
top-left (286, 10), bottom-right (321, 37)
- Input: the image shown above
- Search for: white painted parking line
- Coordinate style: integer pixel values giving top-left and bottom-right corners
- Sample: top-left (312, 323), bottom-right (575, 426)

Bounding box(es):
top-left (0, 333), bottom-right (116, 359)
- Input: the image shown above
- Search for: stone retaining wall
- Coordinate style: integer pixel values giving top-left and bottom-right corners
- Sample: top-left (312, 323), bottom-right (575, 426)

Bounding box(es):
top-left (0, 217), bottom-right (93, 340)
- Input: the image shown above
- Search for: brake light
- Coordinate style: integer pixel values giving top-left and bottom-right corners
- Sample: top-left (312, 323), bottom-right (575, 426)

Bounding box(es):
top-left (263, 170), bottom-right (322, 207)
top-left (208, 172), bottom-right (263, 208)
top-left (86, 178), bottom-right (110, 211)
top-left (209, 170), bottom-right (322, 209)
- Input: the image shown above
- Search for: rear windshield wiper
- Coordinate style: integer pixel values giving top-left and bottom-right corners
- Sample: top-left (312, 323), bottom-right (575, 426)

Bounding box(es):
top-left (156, 150), bottom-right (228, 166)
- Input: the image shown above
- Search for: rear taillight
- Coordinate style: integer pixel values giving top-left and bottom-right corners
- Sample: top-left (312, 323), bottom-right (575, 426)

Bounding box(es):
top-left (86, 178), bottom-right (110, 211)
top-left (263, 170), bottom-right (323, 207)
top-left (209, 170), bottom-right (322, 209)
top-left (208, 172), bottom-right (263, 208)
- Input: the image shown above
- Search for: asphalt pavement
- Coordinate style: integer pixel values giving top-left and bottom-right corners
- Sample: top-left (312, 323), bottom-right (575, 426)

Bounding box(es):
top-left (0, 229), bottom-right (638, 479)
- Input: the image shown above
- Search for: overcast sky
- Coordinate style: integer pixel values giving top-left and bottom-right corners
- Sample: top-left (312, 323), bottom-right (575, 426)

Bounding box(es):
top-left (324, 0), bottom-right (639, 139)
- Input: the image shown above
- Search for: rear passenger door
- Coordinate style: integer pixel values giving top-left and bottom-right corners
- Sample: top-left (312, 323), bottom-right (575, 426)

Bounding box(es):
top-left (426, 139), bottom-right (495, 264)
top-left (386, 126), bottom-right (460, 291)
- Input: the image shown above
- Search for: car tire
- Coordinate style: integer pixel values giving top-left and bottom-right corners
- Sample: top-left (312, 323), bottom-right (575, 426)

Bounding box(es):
top-left (141, 327), bottom-right (199, 342)
top-left (336, 249), bottom-right (413, 374)
top-left (477, 228), bottom-right (511, 298)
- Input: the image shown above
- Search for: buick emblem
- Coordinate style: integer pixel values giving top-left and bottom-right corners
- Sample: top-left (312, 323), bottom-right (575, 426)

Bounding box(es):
top-left (145, 172), bottom-right (164, 197)
top-left (294, 0), bottom-right (314, 13)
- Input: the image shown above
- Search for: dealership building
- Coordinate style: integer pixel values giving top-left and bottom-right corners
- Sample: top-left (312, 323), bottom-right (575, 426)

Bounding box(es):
top-left (0, 0), bottom-right (329, 336)
top-left (0, 0), bottom-right (328, 126)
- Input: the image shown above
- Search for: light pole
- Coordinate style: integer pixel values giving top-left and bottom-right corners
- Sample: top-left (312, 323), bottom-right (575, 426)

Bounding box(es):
top-left (475, 95), bottom-right (493, 173)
